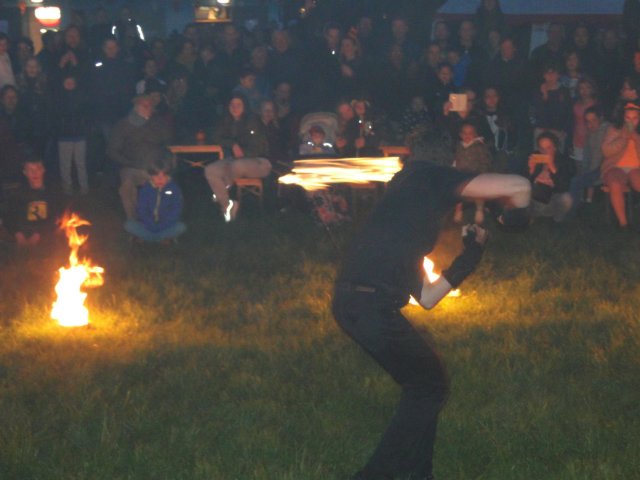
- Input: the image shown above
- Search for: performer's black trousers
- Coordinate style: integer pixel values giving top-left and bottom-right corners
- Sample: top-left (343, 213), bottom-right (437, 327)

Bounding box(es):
top-left (333, 289), bottom-right (449, 479)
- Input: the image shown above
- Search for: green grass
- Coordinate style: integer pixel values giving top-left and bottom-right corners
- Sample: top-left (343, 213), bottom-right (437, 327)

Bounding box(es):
top-left (0, 183), bottom-right (639, 480)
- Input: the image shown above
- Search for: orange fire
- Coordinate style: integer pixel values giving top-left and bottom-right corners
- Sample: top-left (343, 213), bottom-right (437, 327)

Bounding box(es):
top-left (409, 256), bottom-right (461, 306)
top-left (51, 213), bottom-right (104, 327)
top-left (279, 157), bottom-right (402, 191)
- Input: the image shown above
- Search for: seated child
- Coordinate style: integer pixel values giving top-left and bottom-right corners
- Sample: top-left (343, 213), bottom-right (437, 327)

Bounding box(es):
top-left (124, 155), bottom-right (186, 243)
top-left (299, 125), bottom-right (336, 156)
top-left (453, 121), bottom-right (493, 224)
top-left (6, 157), bottom-right (58, 247)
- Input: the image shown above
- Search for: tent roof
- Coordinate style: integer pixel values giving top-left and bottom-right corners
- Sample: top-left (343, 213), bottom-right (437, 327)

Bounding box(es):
top-left (438, 0), bottom-right (625, 16)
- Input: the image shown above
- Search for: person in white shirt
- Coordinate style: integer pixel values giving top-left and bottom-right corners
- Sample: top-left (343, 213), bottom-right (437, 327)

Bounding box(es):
top-left (0, 33), bottom-right (16, 89)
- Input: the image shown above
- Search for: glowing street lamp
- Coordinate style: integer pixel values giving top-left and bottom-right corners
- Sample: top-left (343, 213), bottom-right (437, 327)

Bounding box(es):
top-left (34, 6), bottom-right (61, 28)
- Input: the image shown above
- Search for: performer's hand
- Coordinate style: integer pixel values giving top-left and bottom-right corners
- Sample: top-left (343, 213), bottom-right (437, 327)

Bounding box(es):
top-left (469, 223), bottom-right (489, 246)
top-left (442, 225), bottom-right (486, 288)
top-left (464, 224), bottom-right (488, 248)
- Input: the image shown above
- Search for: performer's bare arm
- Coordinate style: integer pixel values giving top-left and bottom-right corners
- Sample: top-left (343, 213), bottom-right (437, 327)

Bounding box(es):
top-left (458, 173), bottom-right (531, 208)
top-left (419, 226), bottom-right (489, 309)
top-left (419, 276), bottom-right (455, 310)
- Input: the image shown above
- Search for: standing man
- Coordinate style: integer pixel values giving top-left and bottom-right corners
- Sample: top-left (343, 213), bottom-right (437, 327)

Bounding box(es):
top-left (0, 33), bottom-right (15, 89)
top-left (90, 36), bottom-right (135, 145)
top-left (332, 128), bottom-right (531, 480)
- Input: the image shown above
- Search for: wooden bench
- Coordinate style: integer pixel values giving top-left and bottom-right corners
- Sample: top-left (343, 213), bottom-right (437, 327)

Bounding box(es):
top-left (168, 145), bottom-right (224, 168)
top-left (234, 178), bottom-right (264, 212)
top-left (379, 145), bottom-right (410, 158)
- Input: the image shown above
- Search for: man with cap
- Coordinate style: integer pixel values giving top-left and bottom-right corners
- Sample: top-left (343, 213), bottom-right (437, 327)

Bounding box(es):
top-left (108, 94), bottom-right (173, 220)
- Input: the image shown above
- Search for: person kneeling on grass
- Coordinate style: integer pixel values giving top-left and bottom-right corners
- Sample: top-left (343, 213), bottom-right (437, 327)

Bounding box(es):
top-left (124, 155), bottom-right (186, 244)
top-left (332, 126), bottom-right (531, 480)
top-left (528, 130), bottom-right (576, 223)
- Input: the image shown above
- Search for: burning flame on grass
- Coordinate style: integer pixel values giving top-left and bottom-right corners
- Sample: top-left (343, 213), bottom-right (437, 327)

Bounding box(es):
top-left (409, 257), bottom-right (461, 306)
top-left (51, 213), bottom-right (104, 327)
top-left (279, 157), bottom-right (402, 191)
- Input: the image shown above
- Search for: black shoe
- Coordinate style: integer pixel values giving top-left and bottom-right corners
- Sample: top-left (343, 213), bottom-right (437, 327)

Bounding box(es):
top-left (351, 471), bottom-right (393, 480)
top-left (405, 474), bottom-right (434, 480)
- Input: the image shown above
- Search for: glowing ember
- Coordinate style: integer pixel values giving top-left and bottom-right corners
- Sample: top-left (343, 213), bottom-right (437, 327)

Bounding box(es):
top-left (279, 157), bottom-right (402, 191)
top-left (51, 213), bottom-right (104, 327)
top-left (409, 257), bottom-right (461, 306)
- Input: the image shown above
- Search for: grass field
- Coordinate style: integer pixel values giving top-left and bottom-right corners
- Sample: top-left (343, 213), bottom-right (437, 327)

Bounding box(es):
top-left (1, 179), bottom-right (639, 480)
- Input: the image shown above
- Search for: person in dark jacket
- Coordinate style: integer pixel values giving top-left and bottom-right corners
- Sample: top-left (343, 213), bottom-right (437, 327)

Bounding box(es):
top-left (0, 113), bottom-right (24, 185)
top-left (482, 36), bottom-right (531, 120)
top-left (528, 130), bottom-right (576, 222)
top-left (213, 95), bottom-right (267, 158)
top-left (335, 100), bottom-right (360, 157)
top-left (124, 154), bottom-right (186, 243)
top-left (55, 25), bottom-right (91, 87)
top-left (108, 94), bottom-right (173, 220)
top-left (90, 36), bottom-right (135, 142)
top-left (531, 63), bottom-right (573, 153)
top-left (15, 56), bottom-right (50, 157)
top-left (56, 74), bottom-right (90, 195)
top-left (0, 85), bottom-right (32, 150)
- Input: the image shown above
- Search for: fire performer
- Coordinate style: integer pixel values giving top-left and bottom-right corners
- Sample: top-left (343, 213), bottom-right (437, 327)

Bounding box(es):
top-left (332, 128), bottom-right (531, 480)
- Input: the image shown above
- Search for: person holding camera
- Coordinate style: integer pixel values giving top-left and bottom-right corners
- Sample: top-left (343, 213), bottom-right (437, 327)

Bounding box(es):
top-left (332, 128), bottom-right (531, 480)
top-left (528, 130), bottom-right (576, 223)
top-left (601, 101), bottom-right (640, 230)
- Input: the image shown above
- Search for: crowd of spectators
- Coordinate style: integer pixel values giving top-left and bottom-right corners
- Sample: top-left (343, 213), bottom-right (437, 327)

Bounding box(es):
top-left (3, 0), bottom-right (640, 245)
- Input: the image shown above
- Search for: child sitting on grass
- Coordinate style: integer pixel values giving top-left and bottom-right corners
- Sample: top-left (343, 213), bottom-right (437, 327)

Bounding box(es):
top-left (6, 157), bottom-right (58, 248)
top-left (124, 153), bottom-right (186, 244)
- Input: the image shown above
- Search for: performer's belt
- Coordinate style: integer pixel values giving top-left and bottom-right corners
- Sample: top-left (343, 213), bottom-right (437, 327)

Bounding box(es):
top-left (335, 282), bottom-right (378, 294)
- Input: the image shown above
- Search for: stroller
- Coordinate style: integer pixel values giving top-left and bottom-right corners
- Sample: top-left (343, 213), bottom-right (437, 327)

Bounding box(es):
top-left (295, 112), bottom-right (350, 225)
top-left (297, 112), bottom-right (339, 157)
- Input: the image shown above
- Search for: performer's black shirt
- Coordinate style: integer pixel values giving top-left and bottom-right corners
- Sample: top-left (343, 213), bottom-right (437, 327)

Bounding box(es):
top-left (337, 162), bottom-right (474, 303)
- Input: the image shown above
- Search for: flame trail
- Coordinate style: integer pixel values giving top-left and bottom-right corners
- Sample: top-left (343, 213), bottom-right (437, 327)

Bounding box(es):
top-left (279, 157), bottom-right (402, 191)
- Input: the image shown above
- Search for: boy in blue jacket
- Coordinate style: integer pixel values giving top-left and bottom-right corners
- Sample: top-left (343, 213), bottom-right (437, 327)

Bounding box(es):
top-left (124, 154), bottom-right (186, 243)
